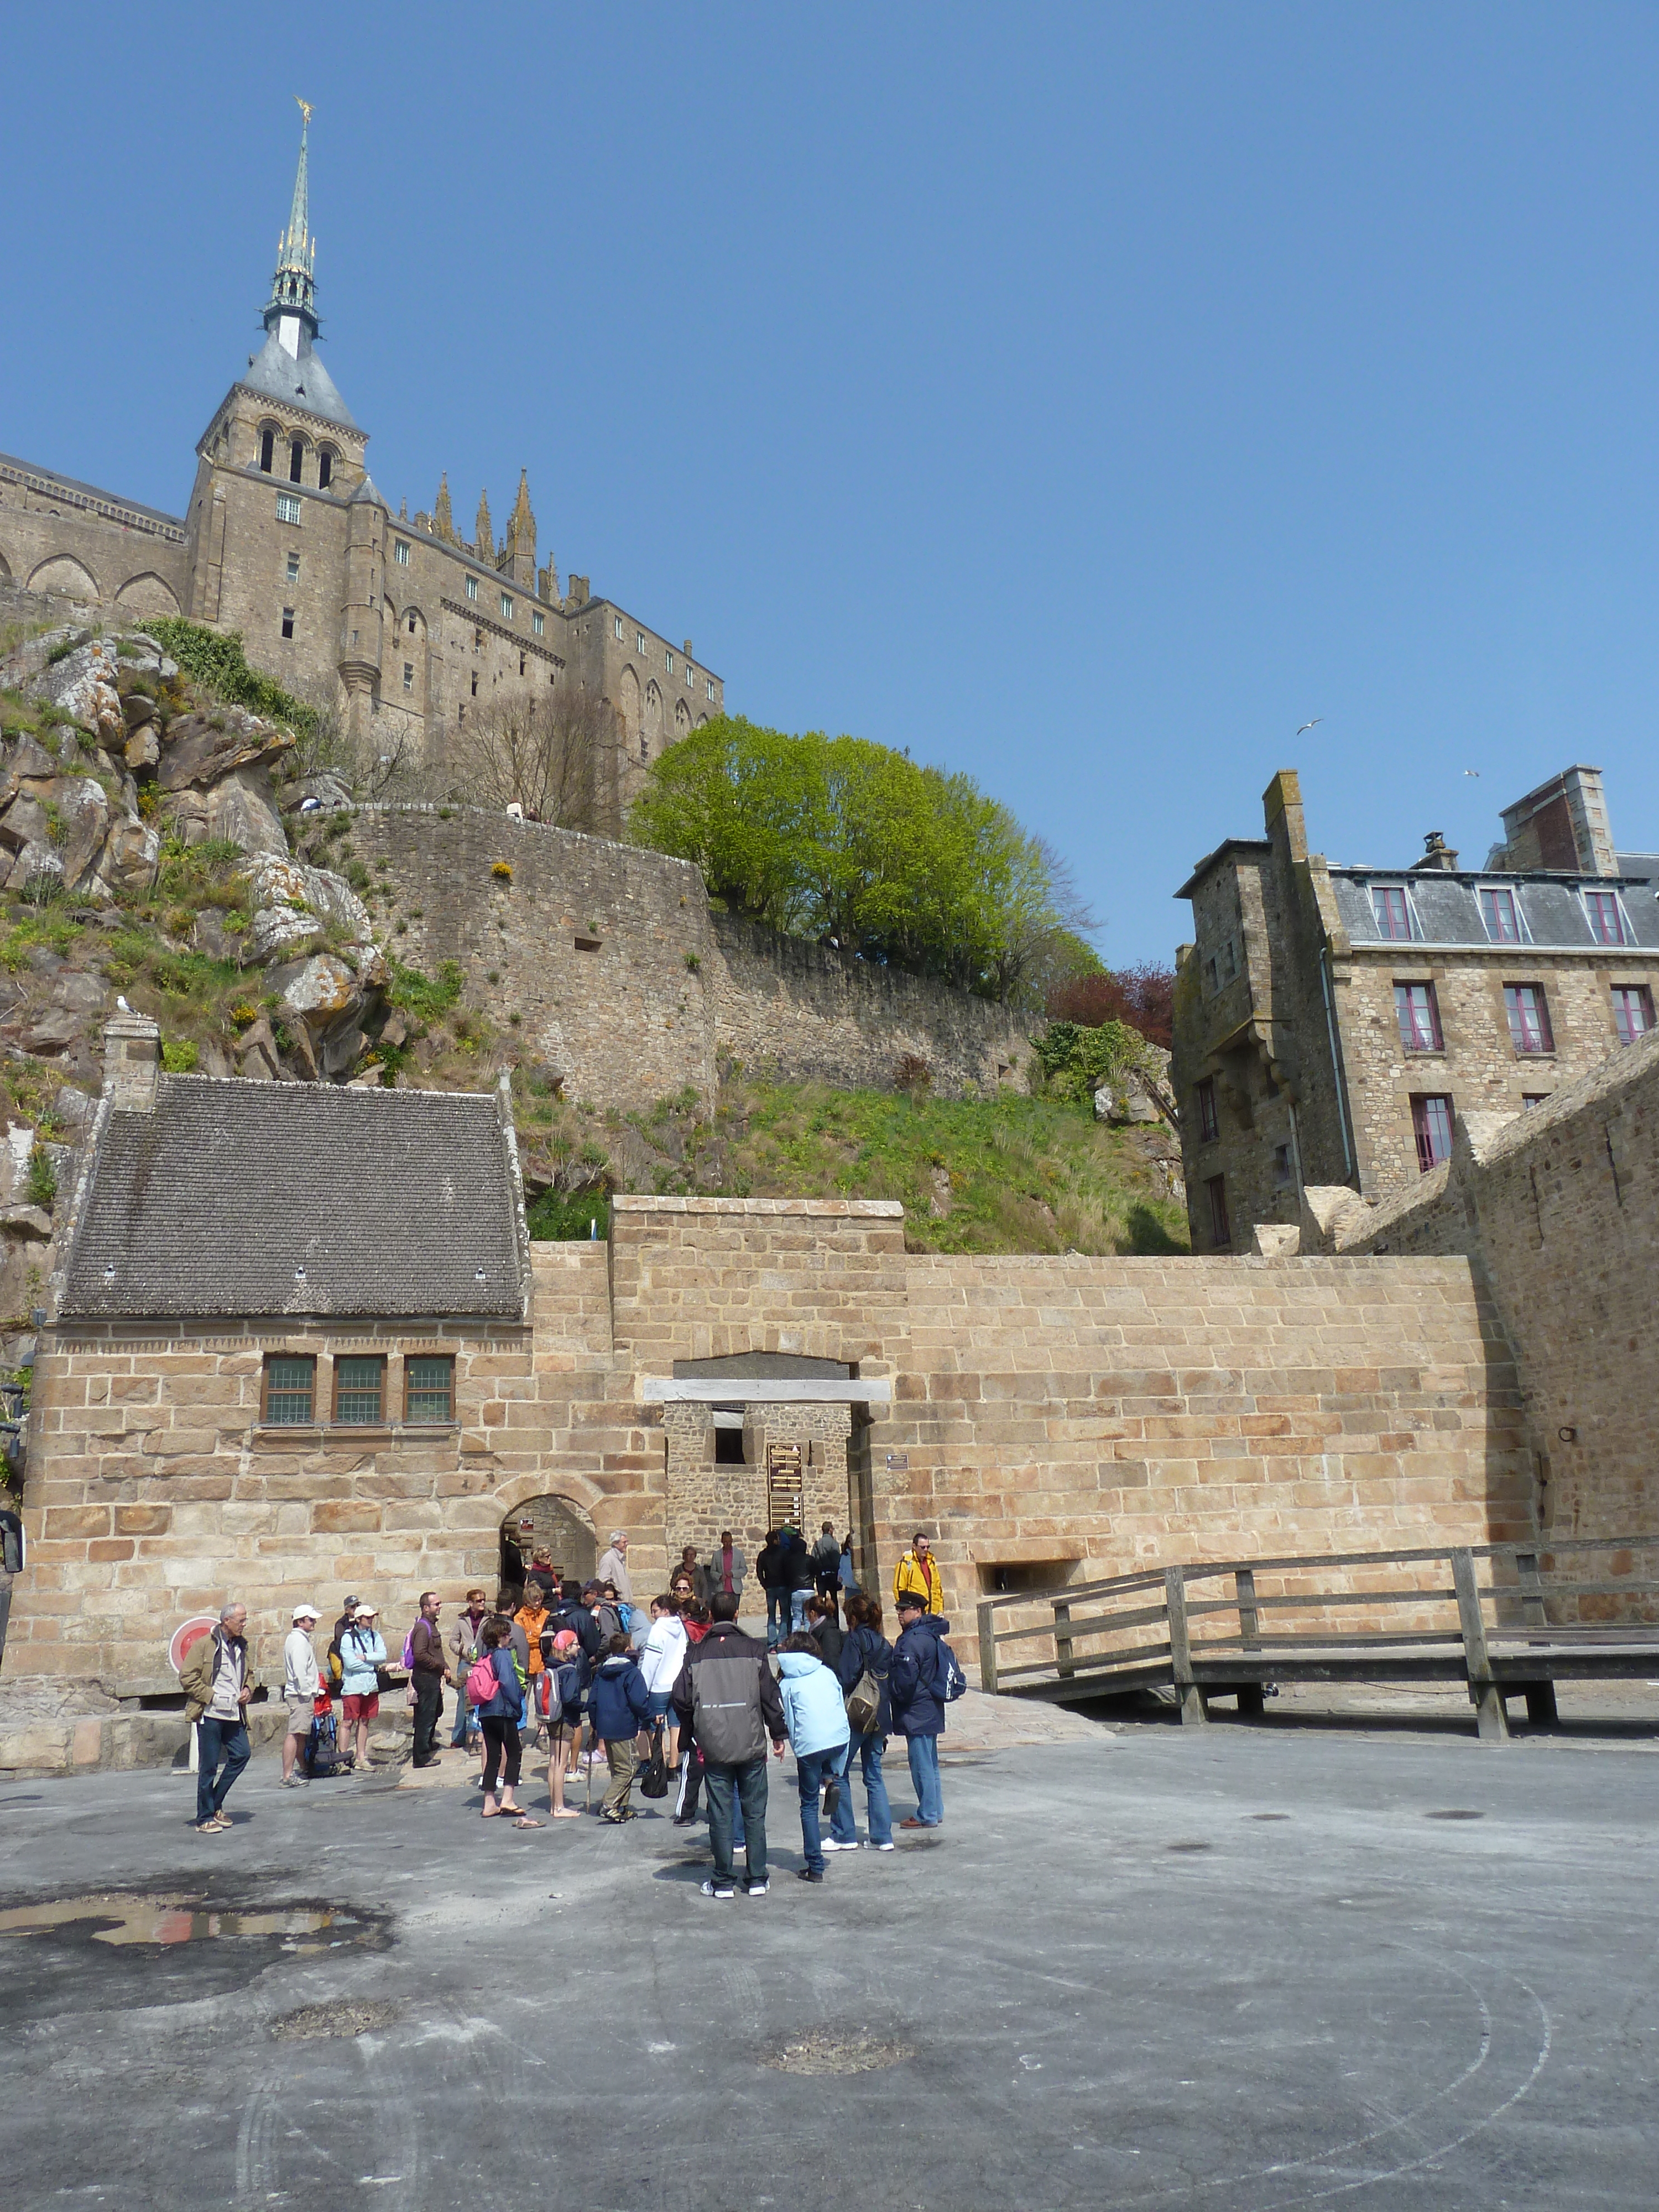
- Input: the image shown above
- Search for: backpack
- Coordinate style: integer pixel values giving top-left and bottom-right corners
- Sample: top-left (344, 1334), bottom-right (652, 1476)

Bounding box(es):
top-left (639, 1726), bottom-right (669, 1799)
top-left (401, 1629), bottom-right (417, 1671)
top-left (552, 1656), bottom-right (588, 1720)
top-left (938, 1640), bottom-right (968, 1703)
top-left (465, 1653), bottom-right (499, 1707)
top-left (844, 1666), bottom-right (881, 1734)
top-left (325, 1635), bottom-right (344, 1690)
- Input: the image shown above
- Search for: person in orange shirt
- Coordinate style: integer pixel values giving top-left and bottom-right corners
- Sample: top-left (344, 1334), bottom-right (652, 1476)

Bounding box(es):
top-left (513, 1587), bottom-right (551, 1742)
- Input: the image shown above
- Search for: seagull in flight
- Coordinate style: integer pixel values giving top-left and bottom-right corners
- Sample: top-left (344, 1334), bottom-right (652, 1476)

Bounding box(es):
top-left (1464, 769), bottom-right (1480, 778)
top-left (1296, 719), bottom-right (1323, 737)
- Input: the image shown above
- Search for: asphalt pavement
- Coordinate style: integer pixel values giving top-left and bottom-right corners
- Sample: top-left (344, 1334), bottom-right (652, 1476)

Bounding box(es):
top-left (1, 1715), bottom-right (1655, 2210)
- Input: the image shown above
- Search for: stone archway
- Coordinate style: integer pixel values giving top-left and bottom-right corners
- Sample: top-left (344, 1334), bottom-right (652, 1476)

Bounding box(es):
top-left (499, 1493), bottom-right (598, 1595)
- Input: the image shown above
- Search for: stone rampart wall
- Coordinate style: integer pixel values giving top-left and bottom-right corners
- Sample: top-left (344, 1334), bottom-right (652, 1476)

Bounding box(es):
top-left (352, 808), bottom-right (1032, 1107)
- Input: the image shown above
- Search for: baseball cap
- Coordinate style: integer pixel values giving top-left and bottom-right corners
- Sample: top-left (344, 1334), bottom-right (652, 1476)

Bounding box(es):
top-left (291, 1603), bottom-right (320, 1623)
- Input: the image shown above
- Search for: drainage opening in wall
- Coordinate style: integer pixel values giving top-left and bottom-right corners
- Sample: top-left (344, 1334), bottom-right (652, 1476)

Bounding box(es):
top-left (975, 1561), bottom-right (1081, 1597)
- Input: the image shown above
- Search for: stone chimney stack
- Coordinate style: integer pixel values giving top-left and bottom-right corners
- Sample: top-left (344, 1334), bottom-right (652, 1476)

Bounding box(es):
top-left (102, 1013), bottom-right (161, 1113)
top-left (1497, 765), bottom-right (1618, 876)
top-left (1412, 831), bottom-right (1460, 872)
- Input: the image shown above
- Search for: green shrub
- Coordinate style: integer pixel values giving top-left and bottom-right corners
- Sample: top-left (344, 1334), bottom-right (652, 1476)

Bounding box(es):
top-left (161, 1039), bottom-right (199, 1073)
top-left (144, 618), bottom-right (320, 740)
top-left (526, 1188), bottom-right (609, 1241)
top-left (387, 957), bottom-right (465, 1024)
top-left (24, 1151), bottom-right (56, 1209)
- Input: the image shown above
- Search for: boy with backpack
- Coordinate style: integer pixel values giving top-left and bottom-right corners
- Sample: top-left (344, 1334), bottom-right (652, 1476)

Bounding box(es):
top-left (542, 1626), bottom-right (588, 1819)
top-left (589, 1631), bottom-right (653, 1823)
top-left (889, 1589), bottom-right (967, 1830)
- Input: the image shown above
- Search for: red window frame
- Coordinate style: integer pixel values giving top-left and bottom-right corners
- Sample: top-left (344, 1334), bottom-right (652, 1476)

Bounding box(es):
top-left (1195, 1077), bottom-right (1219, 1144)
top-left (1612, 985), bottom-right (1654, 1045)
top-left (1373, 886), bottom-right (1413, 941)
top-left (1479, 886), bottom-right (1520, 943)
top-left (1394, 982), bottom-right (1442, 1052)
top-left (1503, 983), bottom-right (1553, 1055)
top-left (1585, 891), bottom-right (1626, 946)
top-left (1411, 1094), bottom-right (1454, 1173)
top-left (1205, 1174), bottom-right (1231, 1249)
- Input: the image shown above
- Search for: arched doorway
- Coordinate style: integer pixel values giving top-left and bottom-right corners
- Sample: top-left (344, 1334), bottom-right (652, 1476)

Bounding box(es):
top-left (499, 1493), bottom-right (597, 1597)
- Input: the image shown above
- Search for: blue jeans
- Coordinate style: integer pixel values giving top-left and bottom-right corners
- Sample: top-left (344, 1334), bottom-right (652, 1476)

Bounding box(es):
top-left (196, 1717), bottom-right (250, 1825)
top-left (706, 1758), bottom-right (769, 1885)
top-left (832, 1730), bottom-right (893, 1846)
top-left (789, 1589), bottom-right (812, 1634)
top-left (795, 1746), bottom-right (841, 1874)
top-left (765, 1589), bottom-right (786, 1646)
top-left (905, 1731), bottom-right (943, 1825)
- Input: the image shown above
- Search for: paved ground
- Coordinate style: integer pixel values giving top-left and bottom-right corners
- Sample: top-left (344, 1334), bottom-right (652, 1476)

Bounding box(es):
top-left (1, 1710), bottom-right (1656, 2210)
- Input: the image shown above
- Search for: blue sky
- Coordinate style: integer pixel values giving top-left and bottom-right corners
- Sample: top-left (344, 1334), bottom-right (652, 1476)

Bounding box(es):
top-left (5, 4), bottom-right (1658, 965)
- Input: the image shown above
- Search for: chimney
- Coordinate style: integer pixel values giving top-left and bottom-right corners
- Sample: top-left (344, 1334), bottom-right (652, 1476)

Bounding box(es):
top-left (102, 1013), bottom-right (161, 1112)
top-left (1497, 765), bottom-right (1618, 877)
top-left (684, 639), bottom-right (693, 656)
top-left (1412, 831), bottom-right (1459, 873)
top-left (567, 575), bottom-right (589, 607)
top-left (1262, 769), bottom-right (1308, 863)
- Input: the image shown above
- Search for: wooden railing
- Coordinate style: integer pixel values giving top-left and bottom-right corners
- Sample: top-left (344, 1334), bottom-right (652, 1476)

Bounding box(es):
top-left (975, 1538), bottom-right (1659, 1743)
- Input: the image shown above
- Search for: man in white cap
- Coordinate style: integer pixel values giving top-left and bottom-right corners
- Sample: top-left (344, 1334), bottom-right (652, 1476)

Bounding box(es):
top-left (281, 1603), bottom-right (322, 1786)
top-left (597, 1531), bottom-right (633, 1605)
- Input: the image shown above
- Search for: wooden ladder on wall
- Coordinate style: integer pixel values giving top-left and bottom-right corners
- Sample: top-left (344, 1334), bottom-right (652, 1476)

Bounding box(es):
top-left (766, 1441), bottom-right (803, 1532)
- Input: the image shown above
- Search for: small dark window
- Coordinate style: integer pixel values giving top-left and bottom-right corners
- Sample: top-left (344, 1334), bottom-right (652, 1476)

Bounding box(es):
top-left (574, 935), bottom-right (601, 953)
top-left (407, 614), bottom-right (416, 634)
top-left (317, 448), bottom-right (333, 491)
top-left (519, 651), bottom-right (526, 676)
top-left (259, 428), bottom-right (275, 474)
top-left (333, 1355), bottom-right (385, 1425)
top-left (1195, 1077), bottom-right (1219, 1144)
top-left (1205, 1175), bottom-right (1230, 1249)
top-left (289, 438), bottom-right (304, 483)
top-left (713, 1425), bottom-right (745, 1465)
top-left (263, 1355), bottom-right (315, 1426)
top-left (470, 671), bottom-right (478, 697)
top-left (281, 608), bottom-right (295, 640)
top-left (405, 1355), bottom-right (454, 1423)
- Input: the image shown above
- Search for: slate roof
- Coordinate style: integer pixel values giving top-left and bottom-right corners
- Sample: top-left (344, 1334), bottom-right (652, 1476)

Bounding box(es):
top-left (1329, 868), bottom-right (1659, 952)
top-left (61, 1078), bottom-right (524, 1321)
top-left (239, 328), bottom-right (356, 430)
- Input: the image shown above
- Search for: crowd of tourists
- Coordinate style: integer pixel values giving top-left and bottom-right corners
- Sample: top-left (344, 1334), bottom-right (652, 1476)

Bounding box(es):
top-left (179, 1526), bottom-right (964, 1891)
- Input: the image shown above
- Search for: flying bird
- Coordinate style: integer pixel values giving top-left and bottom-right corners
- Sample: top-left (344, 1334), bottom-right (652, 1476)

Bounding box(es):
top-left (1464, 769), bottom-right (1481, 778)
top-left (1296, 719), bottom-right (1323, 737)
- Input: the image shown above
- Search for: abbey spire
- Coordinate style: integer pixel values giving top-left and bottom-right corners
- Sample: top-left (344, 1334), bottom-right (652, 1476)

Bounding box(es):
top-left (266, 97), bottom-right (318, 349)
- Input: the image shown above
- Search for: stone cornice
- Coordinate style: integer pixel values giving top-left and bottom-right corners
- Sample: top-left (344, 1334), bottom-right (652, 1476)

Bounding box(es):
top-left (0, 453), bottom-right (185, 544)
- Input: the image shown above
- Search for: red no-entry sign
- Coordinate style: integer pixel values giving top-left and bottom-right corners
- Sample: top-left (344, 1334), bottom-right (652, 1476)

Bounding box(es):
top-left (168, 1614), bottom-right (218, 1675)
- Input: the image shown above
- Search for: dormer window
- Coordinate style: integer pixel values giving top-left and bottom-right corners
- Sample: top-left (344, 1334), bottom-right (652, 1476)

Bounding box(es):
top-left (1584, 889), bottom-right (1628, 946)
top-left (1371, 885), bottom-right (1413, 941)
top-left (1479, 886), bottom-right (1521, 943)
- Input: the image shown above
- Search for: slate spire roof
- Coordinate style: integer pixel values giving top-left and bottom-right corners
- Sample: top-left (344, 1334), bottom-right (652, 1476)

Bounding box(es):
top-left (60, 1078), bottom-right (527, 1322)
top-left (239, 101), bottom-right (357, 432)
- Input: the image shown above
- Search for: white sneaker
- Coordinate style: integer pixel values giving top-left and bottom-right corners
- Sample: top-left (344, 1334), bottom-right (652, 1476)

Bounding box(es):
top-left (821, 1837), bottom-right (858, 1851)
top-left (863, 1840), bottom-right (895, 1851)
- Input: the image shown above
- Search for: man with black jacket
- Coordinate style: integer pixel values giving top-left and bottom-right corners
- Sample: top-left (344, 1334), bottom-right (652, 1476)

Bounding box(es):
top-left (671, 1592), bottom-right (786, 1899)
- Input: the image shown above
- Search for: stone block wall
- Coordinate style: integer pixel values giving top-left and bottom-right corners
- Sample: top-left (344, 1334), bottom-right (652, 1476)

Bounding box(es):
top-left (1342, 1029), bottom-right (1659, 1582)
top-left (660, 1397), bottom-right (851, 1562)
top-left (353, 808), bottom-right (1032, 1108)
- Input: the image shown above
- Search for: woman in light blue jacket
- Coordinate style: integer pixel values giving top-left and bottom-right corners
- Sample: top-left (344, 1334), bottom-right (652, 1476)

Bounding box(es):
top-left (776, 1634), bottom-right (851, 1883)
top-left (338, 1606), bottom-right (387, 1770)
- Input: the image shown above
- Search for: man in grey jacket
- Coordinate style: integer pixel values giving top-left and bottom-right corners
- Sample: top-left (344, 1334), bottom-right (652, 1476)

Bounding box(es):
top-left (696, 1531), bottom-right (747, 1609)
top-left (672, 1592), bottom-right (784, 1899)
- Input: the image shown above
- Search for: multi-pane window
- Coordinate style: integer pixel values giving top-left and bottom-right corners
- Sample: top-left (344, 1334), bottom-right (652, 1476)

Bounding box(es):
top-left (280, 608), bottom-right (296, 640)
top-left (333, 1355), bottom-right (385, 1425)
top-left (264, 1355), bottom-right (315, 1426)
top-left (466, 575), bottom-right (479, 602)
top-left (1479, 886), bottom-right (1521, 943)
top-left (1205, 1175), bottom-right (1231, 1249)
top-left (614, 615), bottom-right (624, 639)
top-left (1372, 886), bottom-right (1413, 941)
top-left (403, 661), bottom-right (414, 693)
top-left (501, 593), bottom-right (514, 620)
top-left (1195, 1077), bottom-right (1219, 1144)
top-left (638, 632), bottom-right (648, 655)
top-left (1585, 890), bottom-right (1627, 946)
top-left (1504, 984), bottom-right (1553, 1055)
top-left (1412, 1094), bottom-right (1454, 1173)
top-left (666, 652), bottom-right (675, 675)
top-left (275, 492), bottom-right (301, 524)
top-left (706, 679), bottom-right (716, 700)
top-left (394, 539), bottom-right (410, 566)
top-left (1613, 984), bottom-right (1655, 1045)
top-left (1394, 982), bottom-right (1442, 1052)
top-left (533, 609), bottom-right (545, 636)
top-left (405, 1355), bottom-right (455, 1423)
top-left (285, 551), bottom-right (300, 582)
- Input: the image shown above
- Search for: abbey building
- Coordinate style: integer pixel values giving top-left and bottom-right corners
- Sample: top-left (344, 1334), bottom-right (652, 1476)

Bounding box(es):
top-left (0, 108), bottom-right (721, 829)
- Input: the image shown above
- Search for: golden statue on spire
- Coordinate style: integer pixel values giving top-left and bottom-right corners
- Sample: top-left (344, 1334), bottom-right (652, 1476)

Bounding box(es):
top-left (296, 96), bottom-right (313, 125)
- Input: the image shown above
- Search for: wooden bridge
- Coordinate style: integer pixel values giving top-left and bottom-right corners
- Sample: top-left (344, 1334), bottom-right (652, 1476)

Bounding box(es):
top-left (974, 1537), bottom-right (1659, 1743)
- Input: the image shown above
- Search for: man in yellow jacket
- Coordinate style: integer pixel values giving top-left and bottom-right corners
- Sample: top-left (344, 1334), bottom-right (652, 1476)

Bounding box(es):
top-left (893, 1532), bottom-right (943, 1614)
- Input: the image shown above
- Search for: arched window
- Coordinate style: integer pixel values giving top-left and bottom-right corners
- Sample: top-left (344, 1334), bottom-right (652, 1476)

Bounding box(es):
top-left (259, 429), bottom-right (275, 474)
top-left (317, 447), bottom-right (335, 491)
top-left (288, 438), bottom-right (304, 484)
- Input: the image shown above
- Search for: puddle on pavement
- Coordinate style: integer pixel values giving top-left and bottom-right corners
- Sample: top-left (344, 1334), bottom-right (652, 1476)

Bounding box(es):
top-left (1424, 1809), bottom-right (1485, 1821)
top-left (1167, 1840), bottom-right (1212, 1853)
top-left (0, 1892), bottom-right (373, 1950)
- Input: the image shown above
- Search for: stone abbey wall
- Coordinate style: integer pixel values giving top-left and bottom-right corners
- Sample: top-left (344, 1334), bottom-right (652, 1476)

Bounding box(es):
top-left (7, 1194), bottom-right (1538, 1697)
top-left (1340, 1027), bottom-right (1659, 1559)
top-left (350, 806), bottom-right (1033, 1107)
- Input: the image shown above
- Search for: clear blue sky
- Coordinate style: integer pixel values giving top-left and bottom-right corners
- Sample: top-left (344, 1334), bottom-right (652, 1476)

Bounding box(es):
top-left (5, 4), bottom-right (1658, 966)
